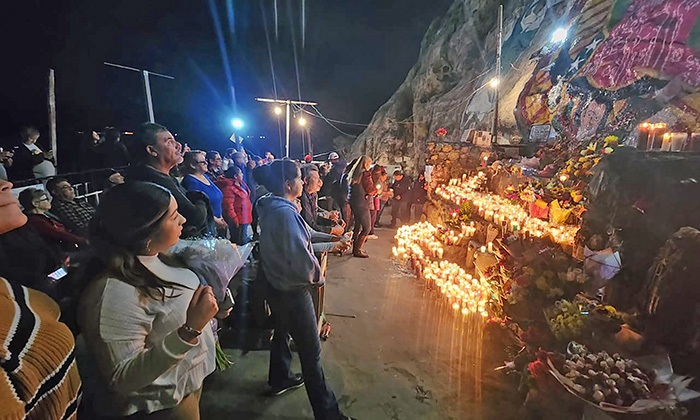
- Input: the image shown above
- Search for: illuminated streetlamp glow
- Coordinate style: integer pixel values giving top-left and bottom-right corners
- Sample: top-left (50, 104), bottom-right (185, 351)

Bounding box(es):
top-left (551, 27), bottom-right (568, 43)
top-left (274, 106), bottom-right (283, 116)
top-left (489, 78), bottom-right (499, 88)
top-left (298, 117), bottom-right (307, 127)
top-left (232, 118), bottom-right (244, 129)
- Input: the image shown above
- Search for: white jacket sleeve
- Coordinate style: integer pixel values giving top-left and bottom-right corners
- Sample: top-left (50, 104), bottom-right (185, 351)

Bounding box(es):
top-left (89, 280), bottom-right (196, 394)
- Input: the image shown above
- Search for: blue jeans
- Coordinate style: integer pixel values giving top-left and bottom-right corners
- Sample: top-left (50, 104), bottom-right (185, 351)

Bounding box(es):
top-left (268, 286), bottom-right (342, 420)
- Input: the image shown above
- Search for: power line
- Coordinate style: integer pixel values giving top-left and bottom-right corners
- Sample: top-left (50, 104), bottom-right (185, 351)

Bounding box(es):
top-left (298, 108), bottom-right (368, 127)
top-left (384, 67), bottom-right (494, 126)
top-left (309, 106), bottom-right (359, 138)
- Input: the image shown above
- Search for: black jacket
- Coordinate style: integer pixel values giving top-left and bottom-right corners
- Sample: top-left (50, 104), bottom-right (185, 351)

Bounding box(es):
top-left (412, 178), bottom-right (428, 204)
top-left (10, 143), bottom-right (46, 181)
top-left (300, 190), bottom-right (332, 233)
top-left (126, 165), bottom-right (210, 237)
top-left (391, 176), bottom-right (412, 201)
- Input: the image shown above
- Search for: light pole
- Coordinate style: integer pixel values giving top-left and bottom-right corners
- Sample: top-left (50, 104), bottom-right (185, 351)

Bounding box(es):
top-left (255, 97), bottom-right (318, 158)
top-left (103, 62), bottom-right (174, 123)
top-left (491, 4), bottom-right (503, 144)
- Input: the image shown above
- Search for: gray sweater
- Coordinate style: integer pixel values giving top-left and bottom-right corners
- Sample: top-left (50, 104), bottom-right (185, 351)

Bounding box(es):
top-left (257, 194), bottom-right (324, 291)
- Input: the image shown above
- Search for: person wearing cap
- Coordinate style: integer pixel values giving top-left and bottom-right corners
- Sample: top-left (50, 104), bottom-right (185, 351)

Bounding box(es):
top-left (304, 154), bottom-right (313, 164)
top-left (389, 169), bottom-right (412, 228)
top-left (325, 152), bottom-right (346, 217)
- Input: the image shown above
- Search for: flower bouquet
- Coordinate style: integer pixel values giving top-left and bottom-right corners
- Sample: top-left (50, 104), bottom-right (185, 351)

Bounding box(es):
top-left (168, 237), bottom-right (246, 303)
top-left (167, 237), bottom-right (250, 371)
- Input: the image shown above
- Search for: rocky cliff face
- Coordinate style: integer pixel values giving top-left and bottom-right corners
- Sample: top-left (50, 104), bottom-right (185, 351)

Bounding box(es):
top-left (355, 0), bottom-right (700, 174)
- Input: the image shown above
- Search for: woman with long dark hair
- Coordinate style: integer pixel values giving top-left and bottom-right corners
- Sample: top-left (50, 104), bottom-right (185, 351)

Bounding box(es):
top-left (256, 159), bottom-right (355, 420)
top-left (348, 155), bottom-right (374, 258)
top-left (78, 181), bottom-right (218, 418)
top-left (0, 179), bottom-right (82, 419)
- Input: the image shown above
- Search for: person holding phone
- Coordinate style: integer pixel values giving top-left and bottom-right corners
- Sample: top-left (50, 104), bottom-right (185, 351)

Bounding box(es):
top-left (0, 178), bottom-right (82, 419)
top-left (78, 181), bottom-right (218, 418)
top-left (11, 126), bottom-right (56, 181)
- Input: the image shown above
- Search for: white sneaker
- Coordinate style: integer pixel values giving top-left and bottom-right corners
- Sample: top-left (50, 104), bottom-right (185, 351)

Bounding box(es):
top-left (367, 234), bottom-right (379, 240)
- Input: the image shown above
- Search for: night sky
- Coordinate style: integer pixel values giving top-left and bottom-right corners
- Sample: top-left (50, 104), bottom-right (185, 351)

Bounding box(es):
top-left (0, 0), bottom-right (452, 161)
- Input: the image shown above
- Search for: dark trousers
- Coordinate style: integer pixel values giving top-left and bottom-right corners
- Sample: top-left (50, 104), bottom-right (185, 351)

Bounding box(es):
top-left (352, 206), bottom-right (371, 252)
top-left (412, 203), bottom-right (424, 222)
top-left (339, 201), bottom-right (352, 232)
top-left (390, 199), bottom-right (408, 224)
top-left (368, 209), bottom-right (377, 235)
top-left (268, 286), bottom-right (342, 420)
top-left (376, 200), bottom-right (388, 225)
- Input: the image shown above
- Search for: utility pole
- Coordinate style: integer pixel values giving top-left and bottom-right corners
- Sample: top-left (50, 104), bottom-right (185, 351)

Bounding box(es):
top-left (491, 4), bottom-right (503, 144)
top-left (47, 69), bottom-right (58, 167)
top-left (103, 62), bottom-right (174, 123)
top-left (255, 97), bottom-right (318, 158)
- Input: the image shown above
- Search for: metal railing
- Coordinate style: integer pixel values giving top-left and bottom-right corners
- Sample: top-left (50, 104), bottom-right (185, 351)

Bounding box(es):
top-left (10, 166), bottom-right (127, 207)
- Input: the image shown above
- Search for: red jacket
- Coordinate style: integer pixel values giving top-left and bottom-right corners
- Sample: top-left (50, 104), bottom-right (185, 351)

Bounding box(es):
top-left (215, 178), bottom-right (253, 226)
top-left (26, 213), bottom-right (86, 248)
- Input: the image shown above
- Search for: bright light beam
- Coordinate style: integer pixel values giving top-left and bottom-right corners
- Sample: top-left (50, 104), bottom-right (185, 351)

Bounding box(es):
top-left (552, 27), bottom-right (568, 43)
top-left (232, 119), bottom-right (244, 129)
top-left (208, 0), bottom-right (237, 113)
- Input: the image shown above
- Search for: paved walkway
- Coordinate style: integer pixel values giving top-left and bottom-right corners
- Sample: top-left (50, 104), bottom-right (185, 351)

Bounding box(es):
top-left (201, 223), bottom-right (521, 419)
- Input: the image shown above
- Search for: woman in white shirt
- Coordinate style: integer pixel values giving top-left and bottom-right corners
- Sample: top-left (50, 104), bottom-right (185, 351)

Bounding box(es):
top-left (78, 181), bottom-right (218, 418)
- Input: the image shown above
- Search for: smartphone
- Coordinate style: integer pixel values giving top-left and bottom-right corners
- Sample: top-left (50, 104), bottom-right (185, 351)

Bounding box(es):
top-left (48, 267), bottom-right (68, 281)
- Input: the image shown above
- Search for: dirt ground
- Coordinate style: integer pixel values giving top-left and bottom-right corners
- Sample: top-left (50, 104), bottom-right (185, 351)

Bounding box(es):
top-left (201, 220), bottom-right (523, 419)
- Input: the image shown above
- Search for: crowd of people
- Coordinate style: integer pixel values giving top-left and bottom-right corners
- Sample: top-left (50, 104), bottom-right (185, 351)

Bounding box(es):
top-left (0, 121), bottom-right (429, 419)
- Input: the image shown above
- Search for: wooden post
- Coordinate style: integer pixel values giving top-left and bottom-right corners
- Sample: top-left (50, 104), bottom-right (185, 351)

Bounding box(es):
top-left (48, 69), bottom-right (58, 167)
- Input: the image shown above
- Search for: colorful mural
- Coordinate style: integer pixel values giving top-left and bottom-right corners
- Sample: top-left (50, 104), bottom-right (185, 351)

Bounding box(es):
top-left (517, 0), bottom-right (700, 141)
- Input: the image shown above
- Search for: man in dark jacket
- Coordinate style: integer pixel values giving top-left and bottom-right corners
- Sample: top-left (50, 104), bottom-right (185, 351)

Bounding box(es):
top-left (126, 122), bottom-right (210, 237)
top-left (411, 173), bottom-right (428, 222)
top-left (389, 170), bottom-right (411, 228)
top-left (300, 165), bottom-right (344, 235)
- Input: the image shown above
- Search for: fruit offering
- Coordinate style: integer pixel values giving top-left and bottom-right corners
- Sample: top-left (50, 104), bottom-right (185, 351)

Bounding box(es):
top-left (560, 349), bottom-right (654, 406)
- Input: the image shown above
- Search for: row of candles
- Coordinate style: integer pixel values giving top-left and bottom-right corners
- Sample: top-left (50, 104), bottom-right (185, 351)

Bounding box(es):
top-left (442, 222), bottom-right (477, 246)
top-left (437, 174), bottom-right (579, 246)
top-left (393, 223), bottom-right (496, 318)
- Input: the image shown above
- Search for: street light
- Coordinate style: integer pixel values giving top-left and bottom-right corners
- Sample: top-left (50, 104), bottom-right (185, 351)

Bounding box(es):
top-left (298, 117), bottom-right (307, 127)
top-left (274, 106), bottom-right (283, 116)
top-left (232, 118), bottom-right (244, 129)
top-left (490, 78), bottom-right (499, 88)
top-left (552, 27), bottom-right (568, 43)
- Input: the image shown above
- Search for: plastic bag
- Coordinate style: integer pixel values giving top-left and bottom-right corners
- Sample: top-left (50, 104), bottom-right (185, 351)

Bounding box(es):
top-left (549, 200), bottom-right (572, 224)
top-left (167, 238), bottom-right (246, 302)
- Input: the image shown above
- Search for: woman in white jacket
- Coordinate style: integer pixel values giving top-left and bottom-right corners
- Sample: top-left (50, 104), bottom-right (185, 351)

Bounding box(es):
top-left (78, 181), bottom-right (218, 418)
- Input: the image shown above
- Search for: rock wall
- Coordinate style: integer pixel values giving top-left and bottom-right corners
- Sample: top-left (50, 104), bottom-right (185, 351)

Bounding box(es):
top-left (355, 0), bottom-right (700, 173)
top-left (426, 142), bottom-right (482, 182)
top-left (580, 149), bottom-right (700, 310)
